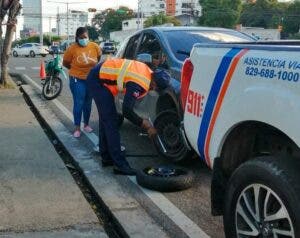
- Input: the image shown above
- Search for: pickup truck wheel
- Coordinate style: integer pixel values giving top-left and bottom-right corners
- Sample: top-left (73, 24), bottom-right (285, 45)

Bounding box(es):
top-left (136, 165), bottom-right (194, 192)
top-left (223, 156), bottom-right (300, 238)
top-left (153, 110), bottom-right (193, 163)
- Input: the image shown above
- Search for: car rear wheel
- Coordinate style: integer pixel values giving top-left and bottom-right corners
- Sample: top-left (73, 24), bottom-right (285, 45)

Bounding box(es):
top-left (30, 51), bottom-right (35, 57)
top-left (153, 110), bottom-right (193, 163)
top-left (13, 51), bottom-right (18, 57)
top-left (224, 156), bottom-right (300, 238)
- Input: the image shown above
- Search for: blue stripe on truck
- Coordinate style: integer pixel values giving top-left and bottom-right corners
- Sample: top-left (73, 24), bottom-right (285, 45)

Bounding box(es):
top-left (197, 48), bottom-right (242, 161)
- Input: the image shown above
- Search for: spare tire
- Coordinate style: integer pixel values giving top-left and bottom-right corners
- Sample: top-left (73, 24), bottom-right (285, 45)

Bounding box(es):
top-left (136, 165), bottom-right (195, 192)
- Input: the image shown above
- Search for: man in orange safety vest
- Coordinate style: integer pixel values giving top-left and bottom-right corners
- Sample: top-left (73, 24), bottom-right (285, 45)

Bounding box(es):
top-left (87, 55), bottom-right (170, 175)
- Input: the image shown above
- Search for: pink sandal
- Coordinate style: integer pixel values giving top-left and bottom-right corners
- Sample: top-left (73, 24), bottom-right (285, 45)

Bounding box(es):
top-left (73, 130), bottom-right (81, 138)
top-left (83, 125), bottom-right (93, 133)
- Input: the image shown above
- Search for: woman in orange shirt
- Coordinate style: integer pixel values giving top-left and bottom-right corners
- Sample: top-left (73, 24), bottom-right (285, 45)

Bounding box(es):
top-left (63, 27), bottom-right (101, 138)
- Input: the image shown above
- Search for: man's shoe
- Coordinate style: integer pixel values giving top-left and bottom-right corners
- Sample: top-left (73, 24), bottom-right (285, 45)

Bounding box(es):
top-left (113, 166), bottom-right (136, 175)
top-left (102, 160), bottom-right (114, 167)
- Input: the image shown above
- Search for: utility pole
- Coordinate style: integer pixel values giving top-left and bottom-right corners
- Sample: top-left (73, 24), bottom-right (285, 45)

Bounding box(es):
top-left (40, 0), bottom-right (43, 45)
top-left (57, 6), bottom-right (60, 37)
top-left (137, 0), bottom-right (143, 30)
top-left (47, 1), bottom-right (87, 43)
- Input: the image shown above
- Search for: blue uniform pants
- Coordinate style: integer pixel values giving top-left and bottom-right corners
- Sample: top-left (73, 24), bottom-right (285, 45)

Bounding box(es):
top-left (69, 76), bottom-right (92, 126)
top-left (86, 75), bottom-right (128, 168)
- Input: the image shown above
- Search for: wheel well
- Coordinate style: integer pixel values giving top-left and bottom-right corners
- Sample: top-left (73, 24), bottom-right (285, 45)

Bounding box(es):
top-left (156, 93), bottom-right (177, 115)
top-left (221, 121), bottom-right (300, 176)
top-left (212, 121), bottom-right (300, 216)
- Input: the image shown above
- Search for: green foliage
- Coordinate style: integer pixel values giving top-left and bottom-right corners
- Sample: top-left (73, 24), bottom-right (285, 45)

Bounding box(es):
top-left (240, 0), bottom-right (287, 28)
top-left (86, 25), bottom-right (99, 41)
top-left (143, 13), bottom-right (181, 28)
top-left (282, 1), bottom-right (300, 35)
top-left (288, 33), bottom-right (300, 39)
top-left (13, 35), bottom-right (62, 47)
top-left (92, 6), bottom-right (134, 40)
top-left (199, 0), bottom-right (242, 28)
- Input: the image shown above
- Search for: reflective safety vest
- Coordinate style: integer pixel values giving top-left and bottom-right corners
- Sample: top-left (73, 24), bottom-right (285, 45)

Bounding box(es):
top-left (99, 58), bottom-right (153, 96)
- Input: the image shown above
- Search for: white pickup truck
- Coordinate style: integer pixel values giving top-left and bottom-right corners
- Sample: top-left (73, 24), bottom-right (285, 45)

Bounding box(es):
top-left (181, 42), bottom-right (300, 237)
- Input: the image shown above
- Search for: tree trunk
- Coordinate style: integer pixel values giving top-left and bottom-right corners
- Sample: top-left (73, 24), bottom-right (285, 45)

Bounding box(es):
top-left (0, 0), bottom-right (21, 87)
top-left (1, 20), bottom-right (15, 85)
top-left (0, 0), bottom-right (6, 85)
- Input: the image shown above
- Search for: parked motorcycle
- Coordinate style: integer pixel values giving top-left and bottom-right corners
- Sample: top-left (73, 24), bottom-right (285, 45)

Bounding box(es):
top-left (41, 52), bottom-right (67, 100)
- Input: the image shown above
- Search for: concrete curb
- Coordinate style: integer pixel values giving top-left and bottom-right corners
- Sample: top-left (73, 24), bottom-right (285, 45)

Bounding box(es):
top-left (19, 83), bottom-right (170, 238)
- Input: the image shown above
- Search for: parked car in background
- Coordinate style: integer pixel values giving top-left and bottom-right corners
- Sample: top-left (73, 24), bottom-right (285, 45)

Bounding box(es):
top-left (48, 45), bottom-right (63, 54)
top-left (100, 41), bottom-right (116, 54)
top-left (115, 26), bottom-right (255, 162)
top-left (12, 43), bottom-right (49, 57)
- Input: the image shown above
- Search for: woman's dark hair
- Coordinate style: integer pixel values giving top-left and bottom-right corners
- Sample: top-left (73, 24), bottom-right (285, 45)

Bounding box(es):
top-left (75, 27), bottom-right (88, 43)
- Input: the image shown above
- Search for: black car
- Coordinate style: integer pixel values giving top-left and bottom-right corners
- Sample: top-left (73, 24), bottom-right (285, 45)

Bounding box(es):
top-left (48, 45), bottom-right (63, 54)
top-left (115, 26), bottom-right (255, 162)
top-left (100, 42), bottom-right (116, 54)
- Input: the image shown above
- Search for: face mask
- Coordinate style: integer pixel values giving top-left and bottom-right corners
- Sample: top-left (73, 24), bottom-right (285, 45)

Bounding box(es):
top-left (78, 38), bottom-right (89, 47)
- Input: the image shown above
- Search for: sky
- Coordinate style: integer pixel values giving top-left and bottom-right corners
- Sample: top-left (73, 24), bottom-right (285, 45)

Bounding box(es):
top-left (14, 0), bottom-right (139, 38)
top-left (14, 0), bottom-right (293, 39)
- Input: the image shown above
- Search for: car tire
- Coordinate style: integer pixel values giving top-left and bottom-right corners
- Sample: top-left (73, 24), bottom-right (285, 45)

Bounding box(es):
top-left (153, 110), bottom-right (194, 163)
top-left (136, 165), bottom-right (195, 192)
top-left (13, 51), bottom-right (18, 57)
top-left (223, 156), bottom-right (300, 238)
top-left (30, 51), bottom-right (35, 57)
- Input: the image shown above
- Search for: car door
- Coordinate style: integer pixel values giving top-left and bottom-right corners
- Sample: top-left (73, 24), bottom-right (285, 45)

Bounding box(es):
top-left (17, 44), bottom-right (27, 55)
top-left (133, 31), bottom-right (170, 120)
top-left (115, 33), bottom-right (142, 114)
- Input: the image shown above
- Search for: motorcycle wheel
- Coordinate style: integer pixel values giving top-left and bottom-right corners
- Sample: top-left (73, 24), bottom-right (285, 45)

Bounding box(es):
top-left (42, 76), bottom-right (63, 100)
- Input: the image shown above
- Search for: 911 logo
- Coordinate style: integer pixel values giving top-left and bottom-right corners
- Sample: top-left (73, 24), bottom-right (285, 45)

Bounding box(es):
top-left (187, 89), bottom-right (205, 117)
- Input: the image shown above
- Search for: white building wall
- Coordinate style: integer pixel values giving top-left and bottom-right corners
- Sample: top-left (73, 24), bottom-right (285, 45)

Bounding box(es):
top-left (58, 11), bottom-right (88, 37)
top-left (175, 0), bottom-right (202, 17)
top-left (140, 0), bottom-right (166, 17)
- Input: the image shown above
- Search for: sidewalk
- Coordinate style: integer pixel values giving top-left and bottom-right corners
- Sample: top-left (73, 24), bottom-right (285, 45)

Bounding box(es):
top-left (0, 86), bottom-right (107, 237)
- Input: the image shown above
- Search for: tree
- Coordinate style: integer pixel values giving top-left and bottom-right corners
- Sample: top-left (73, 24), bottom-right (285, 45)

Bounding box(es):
top-left (282, 1), bottom-right (300, 36)
top-left (239, 0), bottom-right (287, 28)
top-left (0, 0), bottom-right (21, 87)
top-left (92, 6), bottom-right (134, 40)
top-left (86, 25), bottom-right (99, 41)
top-left (143, 13), bottom-right (181, 28)
top-left (199, 0), bottom-right (242, 28)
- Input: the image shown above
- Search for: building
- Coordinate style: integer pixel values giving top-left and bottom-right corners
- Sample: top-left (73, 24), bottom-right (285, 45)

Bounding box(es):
top-left (139, 0), bottom-right (166, 17)
top-left (22, 0), bottom-right (41, 34)
top-left (58, 10), bottom-right (88, 38)
top-left (173, 0), bottom-right (201, 17)
top-left (139, 0), bottom-right (201, 26)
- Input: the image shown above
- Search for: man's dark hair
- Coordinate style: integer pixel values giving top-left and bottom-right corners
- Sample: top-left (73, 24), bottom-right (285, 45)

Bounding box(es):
top-left (75, 27), bottom-right (88, 43)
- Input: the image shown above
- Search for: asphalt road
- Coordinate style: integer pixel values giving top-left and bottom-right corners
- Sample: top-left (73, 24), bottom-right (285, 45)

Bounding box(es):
top-left (8, 55), bottom-right (225, 238)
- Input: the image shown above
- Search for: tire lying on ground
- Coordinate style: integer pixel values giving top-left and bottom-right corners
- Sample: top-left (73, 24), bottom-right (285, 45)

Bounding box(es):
top-left (136, 165), bottom-right (195, 192)
top-left (223, 156), bottom-right (300, 238)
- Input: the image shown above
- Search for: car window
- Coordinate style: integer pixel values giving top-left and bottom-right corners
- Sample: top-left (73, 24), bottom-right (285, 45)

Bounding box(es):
top-left (115, 37), bottom-right (130, 58)
top-left (164, 30), bottom-right (254, 61)
top-left (123, 34), bottom-right (141, 59)
top-left (138, 33), bottom-right (161, 55)
top-left (137, 32), bottom-right (169, 70)
top-left (104, 43), bottom-right (113, 47)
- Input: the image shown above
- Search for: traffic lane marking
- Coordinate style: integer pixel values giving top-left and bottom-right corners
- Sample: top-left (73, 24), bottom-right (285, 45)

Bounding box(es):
top-left (23, 74), bottom-right (211, 238)
top-left (15, 66), bottom-right (26, 70)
